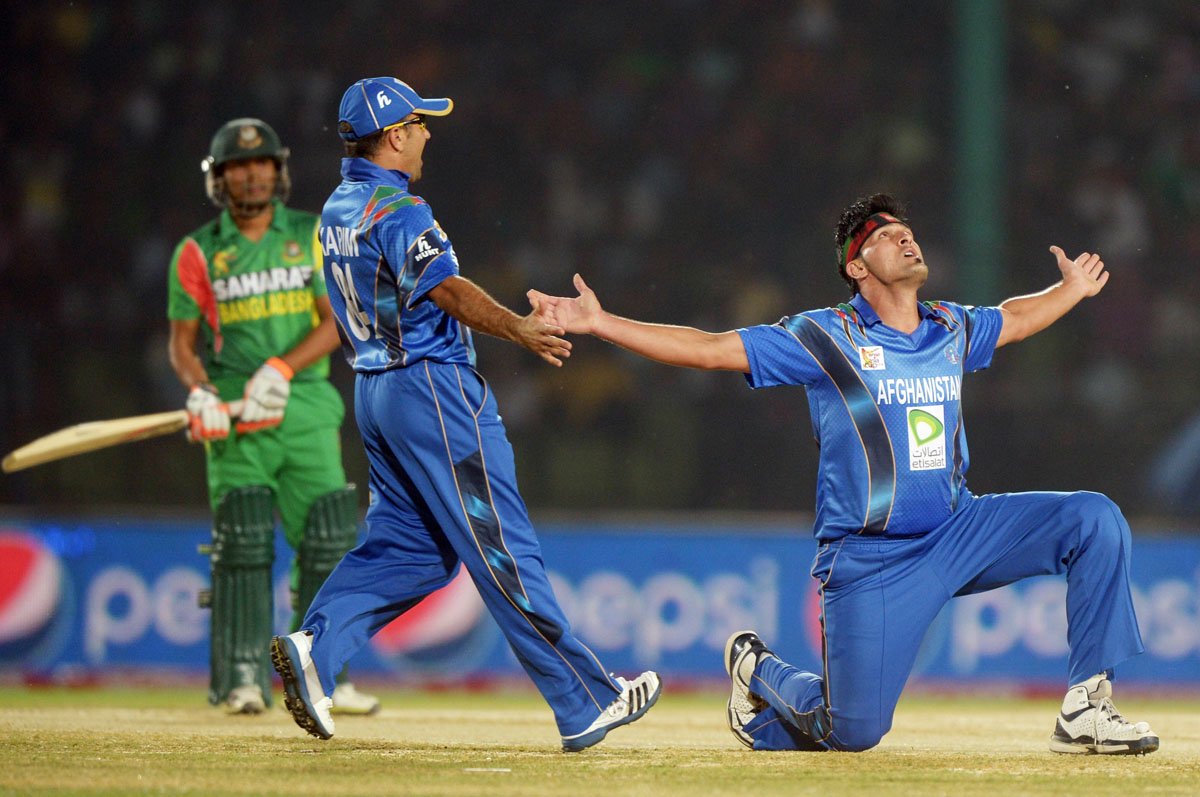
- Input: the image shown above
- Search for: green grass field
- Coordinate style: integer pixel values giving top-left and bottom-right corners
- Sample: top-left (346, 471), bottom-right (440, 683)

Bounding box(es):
top-left (2, 685), bottom-right (1197, 796)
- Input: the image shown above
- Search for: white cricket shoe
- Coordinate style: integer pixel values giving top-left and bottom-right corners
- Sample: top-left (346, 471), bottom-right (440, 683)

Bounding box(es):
top-left (724, 630), bottom-right (772, 749)
top-left (224, 684), bottom-right (266, 715)
top-left (1049, 673), bottom-right (1159, 755)
top-left (270, 631), bottom-right (335, 740)
top-left (561, 671), bottom-right (662, 752)
top-left (331, 682), bottom-right (381, 715)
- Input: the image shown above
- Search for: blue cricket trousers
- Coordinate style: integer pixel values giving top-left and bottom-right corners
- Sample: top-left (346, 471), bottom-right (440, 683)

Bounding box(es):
top-left (745, 491), bottom-right (1145, 751)
top-left (301, 362), bottom-right (621, 736)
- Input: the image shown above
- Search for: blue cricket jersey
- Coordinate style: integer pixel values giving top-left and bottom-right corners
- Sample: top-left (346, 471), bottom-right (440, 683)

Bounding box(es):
top-left (318, 158), bottom-right (473, 372)
top-left (738, 293), bottom-right (1004, 541)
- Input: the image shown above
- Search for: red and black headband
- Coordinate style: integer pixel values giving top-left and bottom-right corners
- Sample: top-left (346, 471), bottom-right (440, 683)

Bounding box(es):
top-left (841, 212), bottom-right (903, 265)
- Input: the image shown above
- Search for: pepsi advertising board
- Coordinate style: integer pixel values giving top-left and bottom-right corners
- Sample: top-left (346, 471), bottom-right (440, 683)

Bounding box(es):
top-left (2, 517), bottom-right (1198, 685)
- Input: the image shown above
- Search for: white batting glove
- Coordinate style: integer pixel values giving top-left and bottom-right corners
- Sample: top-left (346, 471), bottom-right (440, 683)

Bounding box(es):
top-left (186, 384), bottom-right (231, 442)
top-left (237, 357), bottom-right (293, 434)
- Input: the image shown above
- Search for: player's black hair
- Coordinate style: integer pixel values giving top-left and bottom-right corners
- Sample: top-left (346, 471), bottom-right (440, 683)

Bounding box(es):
top-left (343, 127), bottom-right (388, 159)
top-left (834, 193), bottom-right (909, 295)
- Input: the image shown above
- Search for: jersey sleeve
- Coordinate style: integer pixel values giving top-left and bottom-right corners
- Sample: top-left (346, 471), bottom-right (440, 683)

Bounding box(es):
top-left (406, 223), bottom-right (459, 307)
top-left (167, 237), bottom-right (209, 323)
top-left (958, 304), bottom-right (1003, 372)
top-left (737, 319), bottom-right (825, 388)
top-left (379, 204), bottom-right (460, 308)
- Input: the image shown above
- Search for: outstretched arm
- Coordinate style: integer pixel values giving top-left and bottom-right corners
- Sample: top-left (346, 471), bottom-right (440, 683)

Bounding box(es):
top-left (995, 246), bottom-right (1109, 348)
top-left (528, 274), bottom-right (750, 372)
top-left (429, 275), bottom-right (572, 366)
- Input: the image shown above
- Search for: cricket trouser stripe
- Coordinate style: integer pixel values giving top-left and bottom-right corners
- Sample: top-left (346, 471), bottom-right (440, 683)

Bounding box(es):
top-left (424, 362), bottom-right (613, 714)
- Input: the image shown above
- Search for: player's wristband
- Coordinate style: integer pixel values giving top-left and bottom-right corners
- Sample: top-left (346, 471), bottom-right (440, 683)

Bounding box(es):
top-left (266, 356), bottom-right (295, 381)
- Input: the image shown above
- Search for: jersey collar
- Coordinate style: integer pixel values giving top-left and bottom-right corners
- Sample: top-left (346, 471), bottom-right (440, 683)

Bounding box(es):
top-left (341, 157), bottom-right (412, 189)
top-left (849, 293), bottom-right (939, 327)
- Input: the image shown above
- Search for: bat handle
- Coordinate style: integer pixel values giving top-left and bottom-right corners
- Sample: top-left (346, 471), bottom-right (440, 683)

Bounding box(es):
top-left (225, 399), bottom-right (246, 418)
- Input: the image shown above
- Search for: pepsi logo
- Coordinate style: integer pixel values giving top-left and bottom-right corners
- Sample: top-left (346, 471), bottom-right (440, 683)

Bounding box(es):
top-left (370, 566), bottom-right (495, 670)
top-left (0, 530), bottom-right (68, 664)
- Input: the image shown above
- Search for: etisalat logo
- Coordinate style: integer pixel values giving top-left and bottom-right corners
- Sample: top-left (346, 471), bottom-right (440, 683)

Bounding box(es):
top-left (906, 405), bottom-right (946, 471)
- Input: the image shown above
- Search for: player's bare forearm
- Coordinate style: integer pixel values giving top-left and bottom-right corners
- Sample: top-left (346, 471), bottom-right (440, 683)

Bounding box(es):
top-left (593, 313), bottom-right (750, 372)
top-left (431, 276), bottom-right (520, 339)
top-left (431, 275), bottom-right (571, 366)
top-left (530, 274), bottom-right (748, 372)
top-left (276, 301), bottom-right (341, 374)
top-left (996, 246), bottom-right (1108, 348)
top-left (997, 283), bottom-right (1085, 346)
top-left (168, 319), bottom-right (211, 389)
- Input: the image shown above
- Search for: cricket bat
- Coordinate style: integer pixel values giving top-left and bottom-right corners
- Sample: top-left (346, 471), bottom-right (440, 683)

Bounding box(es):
top-left (2, 401), bottom-right (244, 473)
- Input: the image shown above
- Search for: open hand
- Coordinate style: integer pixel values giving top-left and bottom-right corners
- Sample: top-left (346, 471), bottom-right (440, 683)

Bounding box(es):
top-left (527, 274), bottom-right (604, 335)
top-left (1050, 245), bottom-right (1109, 298)
top-left (519, 293), bottom-right (572, 367)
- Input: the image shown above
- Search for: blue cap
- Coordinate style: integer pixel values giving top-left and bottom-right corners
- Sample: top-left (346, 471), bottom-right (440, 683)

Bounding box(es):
top-left (337, 77), bottom-right (454, 140)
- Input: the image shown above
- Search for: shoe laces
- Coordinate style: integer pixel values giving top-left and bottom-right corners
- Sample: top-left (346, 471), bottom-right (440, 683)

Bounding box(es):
top-left (600, 678), bottom-right (630, 718)
top-left (1095, 697), bottom-right (1150, 734)
top-left (607, 674), bottom-right (656, 719)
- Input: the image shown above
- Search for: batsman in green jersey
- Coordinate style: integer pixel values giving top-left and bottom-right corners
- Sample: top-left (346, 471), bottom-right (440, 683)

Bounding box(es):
top-left (167, 118), bottom-right (379, 716)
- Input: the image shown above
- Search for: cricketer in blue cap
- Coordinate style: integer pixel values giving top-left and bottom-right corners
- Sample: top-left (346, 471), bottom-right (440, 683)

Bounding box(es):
top-left (271, 76), bottom-right (662, 751)
top-left (337, 76), bottom-right (453, 140)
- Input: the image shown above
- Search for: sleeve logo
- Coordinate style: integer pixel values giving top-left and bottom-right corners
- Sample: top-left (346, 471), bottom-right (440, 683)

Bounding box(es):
top-left (412, 229), bottom-right (446, 266)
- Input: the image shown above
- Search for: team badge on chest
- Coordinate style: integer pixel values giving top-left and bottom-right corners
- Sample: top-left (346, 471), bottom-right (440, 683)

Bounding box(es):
top-left (213, 249), bottom-right (235, 276)
top-left (858, 346), bottom-right (886, 371)
top-left (283, 240), bottom-right (304, 263)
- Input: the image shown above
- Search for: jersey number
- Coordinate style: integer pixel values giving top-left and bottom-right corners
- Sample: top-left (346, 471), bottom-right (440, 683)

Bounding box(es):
top-left (328, 261), bottom-right (372, 342)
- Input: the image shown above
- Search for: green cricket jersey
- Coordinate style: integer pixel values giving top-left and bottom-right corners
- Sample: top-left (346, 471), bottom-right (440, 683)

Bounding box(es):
top-left (168, 201), bottom-right (344, 522)
top-left (167, 199), bottom-right (330, 384)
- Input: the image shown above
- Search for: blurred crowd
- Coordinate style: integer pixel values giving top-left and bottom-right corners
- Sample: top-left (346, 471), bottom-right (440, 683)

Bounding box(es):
top-left (3, 0), bottom-right (1200, 521)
